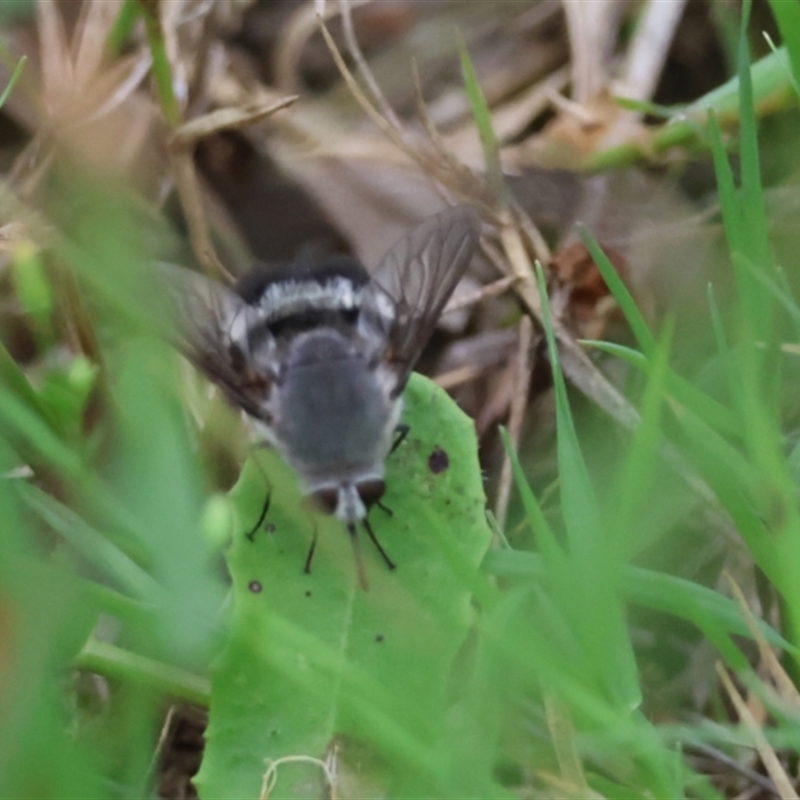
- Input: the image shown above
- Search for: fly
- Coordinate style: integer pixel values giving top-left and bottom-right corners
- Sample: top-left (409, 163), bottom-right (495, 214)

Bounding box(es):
top-left (160, 205), bottom-right (481, 587)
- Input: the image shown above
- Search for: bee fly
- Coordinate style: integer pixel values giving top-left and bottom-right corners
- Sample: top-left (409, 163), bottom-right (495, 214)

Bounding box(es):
top-left (160, 205), bottom-right (481, 588)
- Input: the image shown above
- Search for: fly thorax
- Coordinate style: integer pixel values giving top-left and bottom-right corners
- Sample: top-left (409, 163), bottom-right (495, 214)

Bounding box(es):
top-left (357, 286), bottom-right (395, 344)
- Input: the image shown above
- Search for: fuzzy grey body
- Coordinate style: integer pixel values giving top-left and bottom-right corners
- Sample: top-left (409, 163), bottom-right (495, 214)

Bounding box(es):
top-left (275, 329), bottom-right (397, 479)
top-left (162, 205), bottom-right (481, 530)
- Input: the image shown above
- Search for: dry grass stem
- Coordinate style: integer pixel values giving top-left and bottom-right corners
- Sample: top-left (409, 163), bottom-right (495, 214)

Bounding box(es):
top-left (490, 64), bottom-right (571, 145)
top-left (274, 1), bottom-right (333, 92)
top-left (159, 0), bottom-right (190, 112)
top-left (545, 89), bottom-right (601, 126)
top-left (338, 0), bottom-right (403, 131)
top-left (724, 572), bottom-right (800, 712)
top-left (554, 333), bottom-right (640, 428)
top-left (443, 275), bottom-right (517, 315)
top-left (78, 54), bottom-right (153, 126)
top-left (715, 663), bottom-right (798, 800)
top-left (319, 11), bottom-right (496, 213)
top-left (172, 95), bottom-right (299, 145)
top-left (613, 0), bottom-right (689, 106)
top-left (563, 0), bottom-right (625, 103)
top-left (478, 236), bottom-right (514, 278)
top-left (317, 18), bottom-right (411, 156)
top-left (434, 364), bottom-right (485, 392)
top-left (410, 59), bottom-right (482, 199)
top-left (37, 0), bottom-right (74, 107)
top-left (542, 694), bottom-right (600, 799)
top-left (494, 314), bottom-right (534, 532)
top-left (512, 205), bottom-right (552, 264)
top-left (689, 742), bottom-right (778, 793)
top-left (146, 706), bottom-right (177, 787)
top-left (71, 0), bottom-right (124, 86)
top-left (169, 147), bottom-right (232, 283)
top-left (498, 222), bottom-right (541, 307)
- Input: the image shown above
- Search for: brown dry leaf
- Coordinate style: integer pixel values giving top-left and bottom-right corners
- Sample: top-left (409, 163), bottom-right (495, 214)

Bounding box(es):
top-left (521, 91), bottom-right (649, 170)
top-left (71, 0), bottom-right (122, 87)
top-left (172, 96), bottom-right (299, 146)
top-left (37, 0), bottom-right (148, 127)
top-left (548, 241), bottom-right (628, 341)
top-left (29, 0), bottom-right (156, 179)
top-left (36, 0), bottom-right (73, 112)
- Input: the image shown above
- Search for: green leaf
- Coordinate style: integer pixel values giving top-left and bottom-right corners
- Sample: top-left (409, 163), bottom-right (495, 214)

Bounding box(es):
top-left (36, 356), bottom-right (98, 442)
top-left (534, 263), bottom-right (641, 713)
top-left (581, 339), bottom-right (739, 438)
top-left (585, 46), bottom-right (795, 172)
top-left (768, 0), bottom-right (800, 100)
top-left (10, 242), bottom-right (54, 341)
top-left (0, 341), bottom-right (55, 430)
top-left (15, 482), bottom-right (158, 602)
top-left (579, 228), bottom-right (656, 357)
top-left (197, 374), bottom-right (493, 799)
top-left (0, 0), bottom-right (32, 25)
top-left (483, 550), bottom-right (790, 651)
top-left (735, 1), bottom-right (773, 293)
top-left (0, 379), bottom-right (84, 476)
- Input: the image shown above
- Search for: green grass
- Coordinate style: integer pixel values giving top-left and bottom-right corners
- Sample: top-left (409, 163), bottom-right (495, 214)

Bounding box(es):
top-left (2, 3), bottom-right (800, 798)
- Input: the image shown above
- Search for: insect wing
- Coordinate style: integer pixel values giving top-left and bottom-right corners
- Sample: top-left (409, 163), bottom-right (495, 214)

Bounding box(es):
top-left (359, 205), bottom-right (481, 391)
top-left (155, 261), bottom-right (273, 419)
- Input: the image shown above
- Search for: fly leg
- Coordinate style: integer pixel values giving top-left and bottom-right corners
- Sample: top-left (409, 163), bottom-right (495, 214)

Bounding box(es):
top-left (363, 517), bottom-right (396, 572)
top-left (390, 423), bottom-right (410, 455)
top-left (303, 519), bottom-right (319, 575)
top-left (376, 424), bottom-right (410, 518)
top-left (375, 500), bottom-right (393, 517)
top-left (245, 488), bottom-right (272, 541)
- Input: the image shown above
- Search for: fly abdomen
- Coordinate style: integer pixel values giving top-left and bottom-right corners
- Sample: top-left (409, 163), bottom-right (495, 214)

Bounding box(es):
top-left (273, 329), bottom-right (395, 478)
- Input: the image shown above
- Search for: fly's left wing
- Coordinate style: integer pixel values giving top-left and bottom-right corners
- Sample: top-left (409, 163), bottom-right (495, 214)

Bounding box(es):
top-left (358, 205), bottom-right (481, 393)
top-left (155, 261), bottom-right (276, 420)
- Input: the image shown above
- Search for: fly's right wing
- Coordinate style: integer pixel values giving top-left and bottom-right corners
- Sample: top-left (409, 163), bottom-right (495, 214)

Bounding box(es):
top-left (156, 262), bottom-right (276, 420)
top-left (358, 205), bottom-right (481, 394)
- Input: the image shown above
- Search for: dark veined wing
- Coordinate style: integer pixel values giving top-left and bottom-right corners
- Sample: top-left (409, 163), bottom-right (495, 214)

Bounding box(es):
top-left (155, 262), bottom-right (274, 419)
top-left (359, 205), bottom-right (481, 393)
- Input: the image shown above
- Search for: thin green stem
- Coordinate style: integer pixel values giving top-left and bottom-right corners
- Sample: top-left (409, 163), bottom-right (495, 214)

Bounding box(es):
top-left (107, 0), bottom-right (141, 57)
top-left (136, 0), bottom-right (181, 127)
top-left (0, 55), bottom-right (26, 110)
top-left (75, 638), bottom-right (211, 706)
